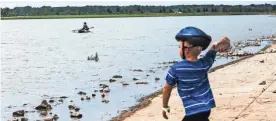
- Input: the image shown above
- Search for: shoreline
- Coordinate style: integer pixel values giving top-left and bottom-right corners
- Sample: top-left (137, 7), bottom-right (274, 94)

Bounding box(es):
top-left (110, 44), bottom-right (273, 121)
top-left (1, 12), bottom-right (273, 20)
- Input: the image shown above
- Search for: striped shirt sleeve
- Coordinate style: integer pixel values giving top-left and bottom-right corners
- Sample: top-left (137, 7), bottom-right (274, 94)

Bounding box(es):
top-left (202, 50), bottom-right (217, 66)
top-left (165, 66), bottom-right (177, 86)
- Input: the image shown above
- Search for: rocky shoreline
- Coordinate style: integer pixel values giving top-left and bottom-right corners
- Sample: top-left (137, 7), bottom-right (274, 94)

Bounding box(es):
top-left (122, 42), bottom-right (276, 121)
top-left (5, 34), bottom-right (276, 121)
top-left (110, 35), bottom-right (276, 121)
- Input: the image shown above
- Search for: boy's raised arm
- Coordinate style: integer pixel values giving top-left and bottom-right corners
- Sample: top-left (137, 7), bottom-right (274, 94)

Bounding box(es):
top-left (203, 36), bottom-right (231, 65)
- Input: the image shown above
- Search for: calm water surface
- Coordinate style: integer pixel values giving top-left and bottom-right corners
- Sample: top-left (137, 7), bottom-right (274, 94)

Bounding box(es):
top-left (1, 15), bottom-right (276, 121)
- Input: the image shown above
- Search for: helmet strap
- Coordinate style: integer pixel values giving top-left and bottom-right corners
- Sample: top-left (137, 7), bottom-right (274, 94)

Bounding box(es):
top-left (182, 42), bottom-right (186, 59)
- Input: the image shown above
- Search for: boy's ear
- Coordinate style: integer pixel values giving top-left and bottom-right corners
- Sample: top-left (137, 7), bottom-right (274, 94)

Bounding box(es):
top-left (184, 48), bottom-right (188, 53)
top-left (198, 46), bottom-right (203, 51)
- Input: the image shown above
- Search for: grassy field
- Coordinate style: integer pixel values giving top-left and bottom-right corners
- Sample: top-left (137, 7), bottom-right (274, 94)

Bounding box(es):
top-left (1, 12), bottom-right (274, 20)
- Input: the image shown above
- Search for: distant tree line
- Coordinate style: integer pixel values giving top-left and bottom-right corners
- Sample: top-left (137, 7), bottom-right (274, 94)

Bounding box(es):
top-left (1, 4), bottom-right (276, 17)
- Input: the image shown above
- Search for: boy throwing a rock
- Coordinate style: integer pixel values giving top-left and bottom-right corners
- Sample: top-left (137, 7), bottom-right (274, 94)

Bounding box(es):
top-left (162, 27), bottom-right (230, 121)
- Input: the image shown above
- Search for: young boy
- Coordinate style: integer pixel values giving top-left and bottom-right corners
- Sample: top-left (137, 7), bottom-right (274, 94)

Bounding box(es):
top-left (162, 27), bottom-right (230, 121)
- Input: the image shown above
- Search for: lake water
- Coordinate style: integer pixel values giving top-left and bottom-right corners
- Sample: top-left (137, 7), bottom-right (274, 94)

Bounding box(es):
top-left (1, 15), bottom-right (276, 121)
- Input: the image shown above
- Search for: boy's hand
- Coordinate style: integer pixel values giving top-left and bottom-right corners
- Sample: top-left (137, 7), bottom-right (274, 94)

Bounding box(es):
top-left (162, 106), bottom-right (170, 119)
top-left (211, 36), bottom-right (231, 52)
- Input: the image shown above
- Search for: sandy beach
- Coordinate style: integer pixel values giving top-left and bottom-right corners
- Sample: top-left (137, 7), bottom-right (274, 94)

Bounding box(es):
top-left (122, 43), bottom-right (276, 121)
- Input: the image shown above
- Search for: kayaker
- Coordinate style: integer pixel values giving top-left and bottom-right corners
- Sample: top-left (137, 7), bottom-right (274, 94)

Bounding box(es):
top-left (80, 22), bottom-right (89, 31)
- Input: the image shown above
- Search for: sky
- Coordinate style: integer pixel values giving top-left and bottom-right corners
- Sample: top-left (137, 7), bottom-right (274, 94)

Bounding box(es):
top-left (0, 1), bottom-right (276, 8)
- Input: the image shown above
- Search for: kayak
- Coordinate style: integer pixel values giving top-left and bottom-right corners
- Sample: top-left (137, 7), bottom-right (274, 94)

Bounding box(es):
top-left (72, 27), bottom-right (94, 33)
top-left (78, 30), bottom-right (90, 33)
top-left (72, 30), bottom-right (90, 33)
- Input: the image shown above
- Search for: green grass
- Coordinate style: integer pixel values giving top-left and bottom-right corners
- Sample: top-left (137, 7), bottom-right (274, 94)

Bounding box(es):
top-left (1, 12), bottom-right (274, 20)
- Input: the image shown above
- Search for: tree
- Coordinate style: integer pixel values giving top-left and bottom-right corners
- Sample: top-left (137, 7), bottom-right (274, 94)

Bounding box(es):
top-left (197, 8), bottom-right (201, 12)
top-left (169, 8), bottom-right (173, 13)
top-left (129, 9), bottom-right (133, 14)
top-left (161, 6), bottom-right (166, 13)
top-left (1, 4), bottom-right (274, 17)
top-left (116, 7), bottom-right (120, 13)
top-left (211, 8), bottom-right (215, 12)
top-left (214, 8), bottom-right (218, 12)
top-left (1, 7), bottom-right (10, 17)
top-left (205, 8), bottom-right (209, 12)
top-left (222, 7), bottom-right (227, 12)
top-left (159, 8), bottom-right (163, 13)
top-left (106, 8), bottom-right (112, 13)
top-left (239, 5), bottom-right (242, 12)
top-left (203, 7), bottom-right (207, 12)
top-left (178, 8), bottom-right (182, 12)
top-left (182, 9), bottom-right (187, 13)
top-left (187, 8), bottom-right (192, 13)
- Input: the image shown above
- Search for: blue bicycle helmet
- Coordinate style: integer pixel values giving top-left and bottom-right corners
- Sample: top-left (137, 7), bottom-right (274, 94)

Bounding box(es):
top-left (175, 26), bottom-right (211, 50)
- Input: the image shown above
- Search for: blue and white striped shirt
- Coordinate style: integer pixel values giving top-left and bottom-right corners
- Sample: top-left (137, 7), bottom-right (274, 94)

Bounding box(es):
top-left (166, 50), bottom-right (217, 116)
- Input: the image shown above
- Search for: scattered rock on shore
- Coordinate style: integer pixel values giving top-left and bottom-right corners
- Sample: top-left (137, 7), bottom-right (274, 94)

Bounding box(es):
top-left (92, 94), bottom-right (96, 97)
top-left (133, 78), bottom-right (139, 81)
top-left (102, 99), bottom-right (110, 103)
top-left (133, 69), bottom-right (143, 72)
top-left (86, 96), bottom-right (91, 100)
top-left (75, 107), bottom-right (80, 112)
top-left (49, 100), bottom-right (55, 103)
top-left (109, 79), bottom-right (116, 83)
top-left (43, 117), bottom-right (52, 121)
top-left (112, 75), bottom-right (122, 78)
top-left (24, 110), bottom-right (35, 113)
top-left (122, 82), bottom-right (129, 86)
top-left (12, 110), bottom-right (24, 117)
top-left (101, 94), bottom-right (105, 98)
top-left (59, 96), bottom-right (69, 99)
top-left (155, 77), bottom-right (160, 81)
top-left (40, 110), bottom-right (47, 116)
top-left (259, 81), bottom-right (266, 85)
top-left (68, 104), bottom-right (78, 110)
top-left (149, 70), bottom-right (155, 73)
top-left (70, 113), bottom-right (82, 119)
top-left (9, 117), bottom-right (29, 121)
top-left (160, 61), bottom-right (178, 64)
top-left (99, 84), bottom-right (109, 88)
top-left (53, 114), bottom-right (59, 120)
top-left (135, 82), bottom-right (148, 85)
top-left (77, 91), bottom-right (86, 95)
top-left (35, 100), bottom-right (52, 111)
top-left (21, 117), bottom-right (28, 121)
top-left (103, 87), bottom-right (110, 93)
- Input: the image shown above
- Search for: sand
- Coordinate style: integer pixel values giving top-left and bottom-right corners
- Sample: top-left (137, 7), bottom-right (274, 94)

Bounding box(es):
top-left (124, 44), bottom-right (276, 121)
